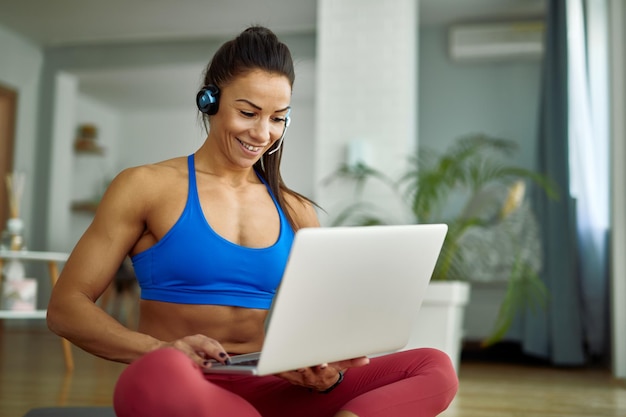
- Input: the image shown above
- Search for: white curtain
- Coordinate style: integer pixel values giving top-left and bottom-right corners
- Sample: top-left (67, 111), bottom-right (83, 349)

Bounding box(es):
top-left (567, 0), bottom-right (610, 356)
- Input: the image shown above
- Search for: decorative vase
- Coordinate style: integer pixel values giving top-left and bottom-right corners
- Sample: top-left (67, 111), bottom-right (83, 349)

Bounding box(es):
top-left (6, 217), bottom-right (25, 251)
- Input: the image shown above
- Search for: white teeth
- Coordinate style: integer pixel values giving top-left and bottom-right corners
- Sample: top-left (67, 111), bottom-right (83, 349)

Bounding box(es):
top-left (238, 139), bottom-right (261, 152)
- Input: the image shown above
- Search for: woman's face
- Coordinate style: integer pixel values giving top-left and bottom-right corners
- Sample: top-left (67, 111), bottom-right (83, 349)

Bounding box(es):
top-left (210, 69), bottom-right (292, 167)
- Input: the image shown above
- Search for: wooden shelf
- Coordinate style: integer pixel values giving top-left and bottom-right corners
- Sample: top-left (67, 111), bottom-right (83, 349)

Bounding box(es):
top-left (75, 147), bottom-right (105, 155)
top-left (0, 250), bottom-right (69, 262)
top-left (0, 309), bottom-right (47, 319)
top-left (71, 200), bottom-right (99, 213)
top-left (74, 139), bottom-right (105, 155)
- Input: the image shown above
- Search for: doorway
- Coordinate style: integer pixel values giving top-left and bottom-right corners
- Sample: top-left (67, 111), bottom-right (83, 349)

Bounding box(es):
top-left (0, 84), bottom-right (17, 231)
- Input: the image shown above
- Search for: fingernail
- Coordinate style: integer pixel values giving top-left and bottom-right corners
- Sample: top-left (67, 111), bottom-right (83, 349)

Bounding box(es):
top-left (203, 360), bottom-right (210, 366)
top-left (219, 352), bottom-right (227, 358)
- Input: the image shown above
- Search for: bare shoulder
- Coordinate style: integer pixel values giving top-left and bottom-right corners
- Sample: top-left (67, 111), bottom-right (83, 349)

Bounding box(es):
top-left (116, 157), bottom-right (187, 183)
top-left (107, 157), bottom-right (187, 199)
top-left (88, 157), bottom-right (188, 229)
top-left (283, 191), bottom-right (320, 229)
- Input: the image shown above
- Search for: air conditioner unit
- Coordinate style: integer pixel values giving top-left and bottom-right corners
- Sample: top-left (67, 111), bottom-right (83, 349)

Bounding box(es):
top-left (449, 21), bottom-right (545, 62)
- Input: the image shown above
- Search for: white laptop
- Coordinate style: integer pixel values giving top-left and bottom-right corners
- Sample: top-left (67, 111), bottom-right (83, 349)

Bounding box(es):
top-left (204, 224), bottom-right (447, 376)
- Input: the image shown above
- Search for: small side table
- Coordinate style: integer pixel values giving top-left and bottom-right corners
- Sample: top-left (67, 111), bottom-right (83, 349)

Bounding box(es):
top-left (0, 250), bottom-right (73, 371)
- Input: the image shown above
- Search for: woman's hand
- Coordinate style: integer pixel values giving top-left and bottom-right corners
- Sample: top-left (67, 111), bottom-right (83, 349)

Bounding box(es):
top-left (277, 356), bottom-right (369, 392)
top-left (162, 334), bottom-right (231, 370)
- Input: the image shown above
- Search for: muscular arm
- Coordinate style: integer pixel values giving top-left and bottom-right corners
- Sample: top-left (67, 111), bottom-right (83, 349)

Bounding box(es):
top-left (47, 167), bottom-right (164, 363)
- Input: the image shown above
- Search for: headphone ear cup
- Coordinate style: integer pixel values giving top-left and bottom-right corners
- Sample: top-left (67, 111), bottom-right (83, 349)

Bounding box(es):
top-left (196, 84), bottom-right (220, 115)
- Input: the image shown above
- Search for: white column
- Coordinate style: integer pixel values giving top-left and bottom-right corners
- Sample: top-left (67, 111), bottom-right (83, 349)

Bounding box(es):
top-left (314, 0), bottom-right (419, 225)
top-left (47, 72), bottom-right (78, 252)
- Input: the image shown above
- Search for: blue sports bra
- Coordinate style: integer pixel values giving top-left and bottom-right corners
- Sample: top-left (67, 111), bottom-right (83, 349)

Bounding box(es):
top-left (131, 154), bottom-right (295, 309)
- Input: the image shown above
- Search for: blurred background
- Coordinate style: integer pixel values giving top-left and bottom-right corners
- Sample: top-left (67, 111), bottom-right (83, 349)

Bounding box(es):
top-left (0, 0), bottom-right (624, 394)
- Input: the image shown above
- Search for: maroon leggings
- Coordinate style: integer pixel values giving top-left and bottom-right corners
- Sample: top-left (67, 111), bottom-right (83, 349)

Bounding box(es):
top-left (114, 347), bottom-right (458, 417)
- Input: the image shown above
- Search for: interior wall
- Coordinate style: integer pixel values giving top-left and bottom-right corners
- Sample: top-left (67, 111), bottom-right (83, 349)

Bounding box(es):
top-left (279, 98), bottom-right (316, 199)
top-left (117, 107), bottom-right (204, 169)
top-left (68, 93), bottom-right (121, 249)
top-left (47, 72), bottom-right (78, 252)
top-left (418, 26), bottom-right (542, 170)
top-left (0, 25), bottom-right (43, 249)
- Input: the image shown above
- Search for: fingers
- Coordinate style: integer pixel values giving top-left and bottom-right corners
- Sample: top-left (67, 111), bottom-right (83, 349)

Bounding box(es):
top-left (277, 365), bottom-right (342, 391)
top-left (331, 356), bottom-right (370, 370)
top-left (167, 334), bottom-right (230, 368)
top-left (350, 356), bottom-right (370, 367)
top-left (278, 355), bottom-right (370, 390)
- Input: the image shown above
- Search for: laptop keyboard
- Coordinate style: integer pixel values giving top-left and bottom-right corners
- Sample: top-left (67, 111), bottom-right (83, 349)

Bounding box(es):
top-left (230, 358), bottom-right (259, 366)
top-left (210, 358), bottom-right (259, 367)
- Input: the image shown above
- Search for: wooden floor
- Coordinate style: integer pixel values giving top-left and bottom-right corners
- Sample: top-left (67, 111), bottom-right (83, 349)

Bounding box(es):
top-left (1, 325), bottom-right (625, 417)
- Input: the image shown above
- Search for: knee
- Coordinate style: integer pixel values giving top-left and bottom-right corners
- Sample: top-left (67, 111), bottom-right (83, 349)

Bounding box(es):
top-left (417, 348), bottom-right (459, 404)
top-left (399, 348), bottom-right (459, 396)
top-left (417, 347), bottom-right (455, 368)
top-left (113, 348), bottom-right (263, 417)
top-left (114, 348), bottom-right (204, 417)
top-left (419, 348), bottom-right (457, 379)
top-left (118, 347), bottom-right (199, 385)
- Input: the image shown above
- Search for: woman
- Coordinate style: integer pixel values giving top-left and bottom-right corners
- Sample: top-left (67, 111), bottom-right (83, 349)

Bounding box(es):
top-left (47, 26), bottom-right (458, 417)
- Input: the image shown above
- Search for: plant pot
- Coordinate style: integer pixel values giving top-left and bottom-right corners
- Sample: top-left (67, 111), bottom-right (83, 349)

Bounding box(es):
top-left (400, 280), bottom-right (470, 372)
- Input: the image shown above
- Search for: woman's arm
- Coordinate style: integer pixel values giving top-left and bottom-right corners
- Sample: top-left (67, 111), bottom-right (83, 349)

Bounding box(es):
top-left (47, 167), bottom-right (164, 363)
top-left (47, 166), bottom-right (230, 366)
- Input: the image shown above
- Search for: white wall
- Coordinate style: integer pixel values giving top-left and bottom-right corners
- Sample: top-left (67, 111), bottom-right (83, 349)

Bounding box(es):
top-left (117, 107), bottom-right (203, 168)
top-left (47, 73), bottom-right (78, 252)
top-left (0, 25), bottom-right (43, 248)
top-left (419, 26), bottom-right (542, 170)
top-left (75, 94), bottom-right (120, 179)
top-left (67, 94), bottom-right (121, 248)
top-left (280, 99), bottom-right (316, 199)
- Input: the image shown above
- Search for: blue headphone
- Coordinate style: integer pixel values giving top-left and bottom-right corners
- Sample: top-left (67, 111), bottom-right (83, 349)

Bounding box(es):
top-left (196, 84), bottom-right (220, 115)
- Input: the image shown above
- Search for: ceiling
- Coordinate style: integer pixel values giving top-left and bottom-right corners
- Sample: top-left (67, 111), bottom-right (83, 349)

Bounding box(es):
top-left (0, 0), bottom-right (545, 47)
top-left (0, 0), bottom-right (545, 109)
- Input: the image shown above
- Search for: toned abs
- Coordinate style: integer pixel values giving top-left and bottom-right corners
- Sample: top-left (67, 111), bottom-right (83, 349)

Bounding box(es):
top-left (138, 300), bottom-right (268, 354)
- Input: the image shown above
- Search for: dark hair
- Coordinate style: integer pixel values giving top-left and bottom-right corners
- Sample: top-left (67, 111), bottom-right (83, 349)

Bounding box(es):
top-left (200, 25), bottom-right (316, 231)
top-left (203, 26), bottom-right (295, 89)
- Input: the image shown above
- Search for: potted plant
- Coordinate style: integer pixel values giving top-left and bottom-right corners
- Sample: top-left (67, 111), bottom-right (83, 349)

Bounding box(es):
top-left (324, 134), bottom-right (558, 368)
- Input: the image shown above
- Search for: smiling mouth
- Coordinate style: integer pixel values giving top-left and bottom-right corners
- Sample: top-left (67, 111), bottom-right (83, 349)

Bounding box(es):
top-left (237, 138), bottom-right (262, 152)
